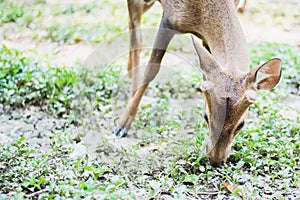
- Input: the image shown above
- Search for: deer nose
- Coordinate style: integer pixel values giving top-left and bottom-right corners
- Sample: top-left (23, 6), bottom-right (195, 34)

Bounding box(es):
top-left (209, 158), bottom-right (225, 167)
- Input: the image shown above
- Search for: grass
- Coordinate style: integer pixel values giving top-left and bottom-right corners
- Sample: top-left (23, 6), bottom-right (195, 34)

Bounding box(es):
top-left (0, 0), bottom-right (126, 44)
top-left (0, 42), bottom-right (299, 199)
top-left (0, 0), bottom-right (42, 27)
top-left (0, 45), bottom-right (121, 122)
top-left (244, 0), bottom-right (300, 26)
top-left (0, 0), bottom-right (300, 199)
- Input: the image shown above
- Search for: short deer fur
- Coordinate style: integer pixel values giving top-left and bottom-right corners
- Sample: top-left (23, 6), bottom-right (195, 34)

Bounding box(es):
top-left (114, 0), bottom-right (282, 167)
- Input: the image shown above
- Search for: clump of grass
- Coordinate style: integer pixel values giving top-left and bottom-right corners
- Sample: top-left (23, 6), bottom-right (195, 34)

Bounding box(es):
top-left (246, 1), bottom-right (300, 26)
top-left (0, 41), bottom-right (299, 199)
top-left (52, 1), bottom-right (97, 16)
top-left (0, 2), bottom-right (24, 24)
top-left (0, 133), bottom-right (121, 199)
top-left (0, 0), bottom-right (42, 26)
top-left (0, 45), bottom-right (78, 115)
top-left (45, 21), bottom-right (124, 44)
top-left (0, 45), bottom-right (121, 118)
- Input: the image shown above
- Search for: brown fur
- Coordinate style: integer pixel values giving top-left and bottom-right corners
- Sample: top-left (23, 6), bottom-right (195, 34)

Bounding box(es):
top-left (116, 0), bottom-right (282, 167)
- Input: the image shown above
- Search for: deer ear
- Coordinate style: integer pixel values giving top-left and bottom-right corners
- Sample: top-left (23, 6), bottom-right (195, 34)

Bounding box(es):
top-left (191, 36), bottom-right (220, 75)
top-left (248, 58), bottom-right (282, 90)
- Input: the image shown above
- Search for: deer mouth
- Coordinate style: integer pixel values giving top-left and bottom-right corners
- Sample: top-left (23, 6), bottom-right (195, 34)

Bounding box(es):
top-left (209, 158), bottom-right (226, 167)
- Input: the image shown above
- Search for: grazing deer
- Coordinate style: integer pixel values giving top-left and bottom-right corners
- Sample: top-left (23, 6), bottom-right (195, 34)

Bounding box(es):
top-left (114, 0), bottom-right (282, 167)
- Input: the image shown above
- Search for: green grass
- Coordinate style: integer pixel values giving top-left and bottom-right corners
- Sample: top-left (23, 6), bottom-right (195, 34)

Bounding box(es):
top-left (0, 0), bottom-right (126, 44)
top-left (0, 45), bottom-right (121, 120)
top-left (0, 0), bottom-right (42, 26)
top-left (0, 1), bottom-right (25, 24)
top-left (0, 0), bottom-right (300, 199)
top-left (245, 1), bottom-right (300, 26)
top-left (0, 42), bottom-right (299, 199)
top-left (0, 135), bottom-right (117, 199)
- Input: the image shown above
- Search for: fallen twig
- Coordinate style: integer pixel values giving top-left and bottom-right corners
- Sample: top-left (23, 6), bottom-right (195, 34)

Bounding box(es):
top-left (25, 188), bottom-right (48, 199)
top-left (197, 191), bottom-right (220, 195)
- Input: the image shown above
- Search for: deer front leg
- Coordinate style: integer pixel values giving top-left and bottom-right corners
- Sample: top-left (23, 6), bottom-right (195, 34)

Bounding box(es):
top-left (114, 17), bottom-right (175, 137)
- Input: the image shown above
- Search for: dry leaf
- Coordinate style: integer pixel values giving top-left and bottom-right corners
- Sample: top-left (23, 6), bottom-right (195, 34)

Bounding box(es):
top-left (223, 181), bottom-right (235, 193)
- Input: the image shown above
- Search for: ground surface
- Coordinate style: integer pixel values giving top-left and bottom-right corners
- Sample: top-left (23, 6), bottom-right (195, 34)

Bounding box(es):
top-left (0, 0), bottom-right (300, 199)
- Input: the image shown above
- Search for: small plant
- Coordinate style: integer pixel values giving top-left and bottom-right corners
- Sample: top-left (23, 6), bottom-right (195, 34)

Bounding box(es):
top-left (0, 3), bottom-right (24, 24)
top-left (0, 1), bottom-right (42, 26)
top-left (0, 45), bottom-right (122, 118)
top-left (0, 132), bottom-right (118, 199)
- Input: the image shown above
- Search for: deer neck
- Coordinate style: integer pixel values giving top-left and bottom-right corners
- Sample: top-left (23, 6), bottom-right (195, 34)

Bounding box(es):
top-left (204, 13), bottom-right (249, 75)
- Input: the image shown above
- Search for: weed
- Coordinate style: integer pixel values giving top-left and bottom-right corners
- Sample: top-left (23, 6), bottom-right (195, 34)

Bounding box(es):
top-left (0, 45), bottom-right (121, 119)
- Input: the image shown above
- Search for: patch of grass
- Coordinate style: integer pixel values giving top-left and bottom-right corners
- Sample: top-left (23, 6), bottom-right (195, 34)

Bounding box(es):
top-left (0, 3), bottom-right (25, 24)
top-left (42, 0), bottom-right (126, 44)
top-left (0, 45), bottom-right (78, 115)
top-left (45, 20), bottom-right (124, 44)
top-left (246, 1), bottom-right (300, 26)
top-left (0, 41), bottom-right (299, 199)
top-left (52, 1), bottom-right (97, 16)
top-left (45, 22), bottom-right (81, 44)
top-left (0, 45), bottom-right (121, 119)
top-left (0, 0), bottom-right (126, 44)
top-left (0, 134), bottom-right (125, 199)
top-left (0, 0), bottom-right (42, 26)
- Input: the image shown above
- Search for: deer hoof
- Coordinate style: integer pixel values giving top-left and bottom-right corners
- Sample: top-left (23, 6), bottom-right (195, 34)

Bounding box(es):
top-left (114, 126), bottom-right (129, 138)
top-left (114, 126), bottom-right (122, 136)
top-left (119, 128), bottom-right (129, 138)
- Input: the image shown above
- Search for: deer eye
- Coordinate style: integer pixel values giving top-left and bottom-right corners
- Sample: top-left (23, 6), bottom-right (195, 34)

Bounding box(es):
top-left (204, 113), bottom-right (209, 123)
top-left (236, 121), bottom-right (245, 131)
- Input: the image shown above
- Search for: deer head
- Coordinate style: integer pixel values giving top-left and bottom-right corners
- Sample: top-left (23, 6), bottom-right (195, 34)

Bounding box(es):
top-left (192, 37), bottom-right (282, 167)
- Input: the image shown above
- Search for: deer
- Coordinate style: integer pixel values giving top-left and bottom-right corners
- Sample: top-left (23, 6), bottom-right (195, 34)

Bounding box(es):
top-left (114, 0), bottom-right (282, 167)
